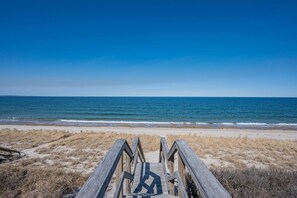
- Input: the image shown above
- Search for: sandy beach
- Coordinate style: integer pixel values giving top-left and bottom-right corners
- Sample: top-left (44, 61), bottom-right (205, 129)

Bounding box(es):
top-left (1, 124), bottom-right (297, 140)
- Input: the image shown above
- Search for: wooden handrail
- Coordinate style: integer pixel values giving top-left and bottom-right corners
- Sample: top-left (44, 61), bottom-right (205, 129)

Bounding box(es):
top-left (76, 137), bottom-right (145, 198)
top-left (76, 139), bottom-right (133, 198)
top-left (77, 137), bottom-right (230, 198)
top-left (159, 138), bottom-right (188, 197)
top-left (164, 139), bottom-right (231, 198)
top-left (131, 137), bottom-right (145, 162)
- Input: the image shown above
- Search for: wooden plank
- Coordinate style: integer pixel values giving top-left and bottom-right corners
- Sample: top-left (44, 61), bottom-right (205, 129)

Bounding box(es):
top-left (126, 195), bottom-right (177, 198)
top-left (114, 171), bottom-right (125, 198)
top-left (178, 154), bottom-right (185, 198)
top-left (174, 171), bottom-right (188, 198)
top-left (132, 163), bottom-right (169, 196)
top-left (138, 139), bottom-right (146, 162)
top-left (116, 155), bottom-right (123, 198)
top-left (174, 140), bottom-right (231, 198)
top-left (76, 139), bottom-right (129, 198)
top-left (169, 157), bottom-right (175, 195)
top-left (131, 137), bottom-right (139, 156)
top-left (113, 171), bottom-right (134, 198)
top-left (131, 137), bottom-right (145, 162)
top-left (132, 149), bottom-right (139, 175)
top-left (160, 138), bottom-right (170, 162)
top-left (125, 152), bottom-right (132, 195)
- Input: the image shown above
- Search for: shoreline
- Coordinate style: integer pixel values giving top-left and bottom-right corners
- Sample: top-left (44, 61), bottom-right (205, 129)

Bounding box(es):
top-left (1, 124), bottom-right (297, 140)
top-left (1, 120), bottom-right (297, 131)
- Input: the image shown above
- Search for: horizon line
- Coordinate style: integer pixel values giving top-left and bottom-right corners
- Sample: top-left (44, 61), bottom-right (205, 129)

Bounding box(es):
top-left (1, 95), bottom-right (297, 98)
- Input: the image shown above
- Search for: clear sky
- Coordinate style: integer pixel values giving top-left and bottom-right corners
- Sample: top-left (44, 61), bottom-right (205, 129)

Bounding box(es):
top-left (0, 0), bottom-right (297, 97)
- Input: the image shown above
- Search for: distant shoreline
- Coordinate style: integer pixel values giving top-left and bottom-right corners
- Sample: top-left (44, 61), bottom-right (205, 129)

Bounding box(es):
top-left (1, 124), bottom-right (297, 140)
top-left (1, 120), bottom-right (297, 131)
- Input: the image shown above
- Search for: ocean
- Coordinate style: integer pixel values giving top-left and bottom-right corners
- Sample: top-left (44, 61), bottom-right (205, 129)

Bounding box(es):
top-left (0, 96), bottom-right (297, 129)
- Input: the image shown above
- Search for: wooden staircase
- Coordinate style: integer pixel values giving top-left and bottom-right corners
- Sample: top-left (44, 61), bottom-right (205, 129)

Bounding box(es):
top-left (76, 137), bottom-right (231, 198)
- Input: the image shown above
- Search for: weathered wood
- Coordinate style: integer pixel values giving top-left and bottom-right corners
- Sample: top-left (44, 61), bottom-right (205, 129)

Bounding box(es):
top-left (76, 139), bottom-right (132, 198)
top-left (126, 195), bottom-right (177, 198)
top-left (113, 171), bottom-right (133, 198)
top-left (132, 163), bottom-right (169, 196)
top-left (116, 155), bottom-right (123, 198)
top-left (137, 139), bottom-right (146, 162)
top-left (132, 148), bottom-right (139, 175)
top-left (178, 154), bottom-right (185, 198)
top-left (159, 138), bottom-right (170, 162)
top-left (174, 171), bottom-right (188, 198)
top-left (159, 137), bottom-right (174, 195)
top-left (77, 137), bottom-right (230, 198)
top-left (131, 137), bottom-right (145, 163)
top-left (125, 152), bottom-right (132, 195)
top-left (167, 172), bottom-right (188, 198)
top-left (168, 140), bottom-right (231, 198)
top-left (131, 137), bottom-right (139, 156)
top-left (169, 157), bottom-right (175, 195)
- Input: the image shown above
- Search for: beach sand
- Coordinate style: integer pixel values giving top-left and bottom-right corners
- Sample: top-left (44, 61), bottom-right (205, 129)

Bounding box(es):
top-left (0, 124), bottom-right (297, 140)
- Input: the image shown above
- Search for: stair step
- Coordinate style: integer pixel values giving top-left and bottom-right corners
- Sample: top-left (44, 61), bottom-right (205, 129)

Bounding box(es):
top-left (126, 195), bottom-right (177, 198)
top-left (132, 162), bottom-right (169, 196)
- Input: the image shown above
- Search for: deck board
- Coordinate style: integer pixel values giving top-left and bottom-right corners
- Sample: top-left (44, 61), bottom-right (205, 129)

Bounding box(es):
top-left (132, 162), bottom-right (170, 197)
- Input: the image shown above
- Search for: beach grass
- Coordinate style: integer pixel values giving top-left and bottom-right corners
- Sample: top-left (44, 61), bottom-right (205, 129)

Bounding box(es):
top-left (0, 165), bottom-right (87, 198)
top-left (1, 129), bottom-right (160, 175)
top-left (168, 135), bottom-right (297, 170)
top-left (212, 168), bottom-right (297, 197)
top-left (0, 128), bottom-right (69, 150)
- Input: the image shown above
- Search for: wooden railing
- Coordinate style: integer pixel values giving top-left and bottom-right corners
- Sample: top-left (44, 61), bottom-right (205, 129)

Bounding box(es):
top-left (77, 137), bottom-right (230, 197)
top-left (159, 137), bottom-right (231, 198)
top-left (76, 137), bottom-right (145, 198)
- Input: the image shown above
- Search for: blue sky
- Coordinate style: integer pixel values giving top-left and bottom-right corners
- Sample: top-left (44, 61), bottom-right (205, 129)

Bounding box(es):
top-left (0, 0), bottom-right (297, 96)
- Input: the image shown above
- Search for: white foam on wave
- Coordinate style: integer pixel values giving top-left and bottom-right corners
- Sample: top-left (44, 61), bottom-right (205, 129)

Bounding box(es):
top-left (195, 122), bottom-right (209, 125)
top-left (272, 123), bottom-right (297, 126)
top-left (1, 118), bottom-right (297, 128)
top-left (58, 119), bottom-right (192, 125)
top-left (236, 122), bottom-right (268, 126)
top-left (218, 122), bottom-right (235, 126)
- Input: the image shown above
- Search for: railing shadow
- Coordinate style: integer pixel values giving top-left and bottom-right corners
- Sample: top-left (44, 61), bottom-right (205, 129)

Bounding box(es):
top-left (133, 163), bottom-right (163, 196)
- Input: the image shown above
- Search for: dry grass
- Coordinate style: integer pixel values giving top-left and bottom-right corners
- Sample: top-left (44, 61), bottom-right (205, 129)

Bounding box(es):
top-left (33, 132), bottom-right (160, 174)
top-left (168, 135), bottom-right (297, 170)
top-left (0, 128), bottom-right (69, 150)
top-left (0, 164), bottom-right (87, 198)
top-left (211, 168), bottom-right (297, 198)
top-left (43, 132), bottom-right (160, 153)
top-left (1, 129), bottom-right (160, 175)
top-left (0, 129), bottom-right (160, 197)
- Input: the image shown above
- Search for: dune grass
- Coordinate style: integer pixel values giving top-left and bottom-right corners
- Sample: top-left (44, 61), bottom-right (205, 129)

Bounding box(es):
top-left (212, 168), bottom-right (297, 198)
top-left (168, 135), bottom-right (297, 170)
top-left (0, 165), bottom-right (87, 198)
top-left (0, 128), bottom-right (69, 150)
top-left (1, 129), bottom-right (160, 174)
top-left (0, 129), bottom-right (161, 197)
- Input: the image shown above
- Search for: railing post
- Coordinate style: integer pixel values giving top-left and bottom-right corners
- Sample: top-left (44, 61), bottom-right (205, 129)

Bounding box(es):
top-left (116, 155), bottom-right (123, 198)
top-left (169, 156), bottom-right (175, 195)
top-left (125, 152), bottom-right (131, 195)
top-left (178, 153), bottom-right (186, 198)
